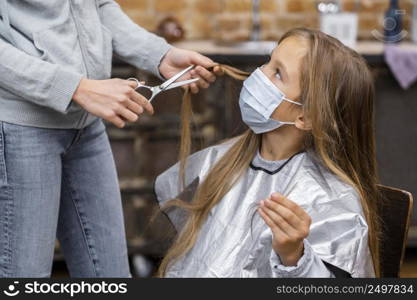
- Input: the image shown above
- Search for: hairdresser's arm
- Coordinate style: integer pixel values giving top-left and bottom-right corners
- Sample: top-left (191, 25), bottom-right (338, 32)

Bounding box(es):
top-left (0, 37), bottom-right (153, 129)
top-left (0, 39), bottom-right (81, 113)
top-left (97, 0), bottom-right (171, 78)
top-left (97, 0), bottom-right (221, 93)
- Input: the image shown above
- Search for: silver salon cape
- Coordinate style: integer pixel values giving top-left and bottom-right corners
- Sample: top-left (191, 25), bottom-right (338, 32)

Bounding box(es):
top-left (155, 139), bottom-right (375, 278)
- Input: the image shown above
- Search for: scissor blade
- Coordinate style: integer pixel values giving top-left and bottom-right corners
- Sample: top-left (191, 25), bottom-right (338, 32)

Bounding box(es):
top-left (164, 78), bottom-right (200, 90)
top-left (160, 65), bottom-right (195, 90)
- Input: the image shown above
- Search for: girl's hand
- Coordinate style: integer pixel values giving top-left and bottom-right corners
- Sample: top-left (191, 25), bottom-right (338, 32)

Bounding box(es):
top-left (258, 192), bottom-right (312, 266)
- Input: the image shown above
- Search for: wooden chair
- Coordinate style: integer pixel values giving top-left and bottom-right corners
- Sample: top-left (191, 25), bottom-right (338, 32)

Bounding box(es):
top-left (378, 185), bottom-right (414, 277)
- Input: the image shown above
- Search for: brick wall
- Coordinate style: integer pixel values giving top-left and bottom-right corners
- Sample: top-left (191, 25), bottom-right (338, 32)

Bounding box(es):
top-left (115, 0), bottom-right (415, 41)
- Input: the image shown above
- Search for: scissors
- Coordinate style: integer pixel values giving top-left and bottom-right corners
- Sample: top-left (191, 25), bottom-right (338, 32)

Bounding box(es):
top-left (127, 65), bottom-right (199, 102)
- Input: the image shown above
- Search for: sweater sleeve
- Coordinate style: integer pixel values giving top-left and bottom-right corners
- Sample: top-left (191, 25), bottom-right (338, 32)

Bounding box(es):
top-left (0, 39), bottom-right (82, 113)
top-left (270, 239), bottom-right (336, 278)
top-left (97, 0), bottom-right (172, 79)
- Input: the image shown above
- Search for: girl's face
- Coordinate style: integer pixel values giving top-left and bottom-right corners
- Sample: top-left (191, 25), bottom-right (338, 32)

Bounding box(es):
top-left (261, 36), bottom-right (308, 124)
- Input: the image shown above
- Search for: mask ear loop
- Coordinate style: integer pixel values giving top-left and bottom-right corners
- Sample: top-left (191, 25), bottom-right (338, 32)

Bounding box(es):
top-left (277, 121), bottom-right (296, 125)
top-left (282, 97), bottom-right (303, 106)
top-left (273, 98), bottom-right (303, 125)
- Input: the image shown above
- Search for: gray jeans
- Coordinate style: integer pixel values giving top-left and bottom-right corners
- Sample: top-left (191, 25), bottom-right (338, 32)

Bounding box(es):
top-left (0, 118), bottom-right (130, 277)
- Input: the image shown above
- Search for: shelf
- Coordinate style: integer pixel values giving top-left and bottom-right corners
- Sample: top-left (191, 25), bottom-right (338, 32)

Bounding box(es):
top-left (172, 40), bottom-right (417, 67)
top-left (173, 39), bottom-right (417, 56)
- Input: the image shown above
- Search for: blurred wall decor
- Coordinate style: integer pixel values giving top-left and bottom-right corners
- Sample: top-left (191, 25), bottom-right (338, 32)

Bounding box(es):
top-left (116, 0), bottom-right (415, 42)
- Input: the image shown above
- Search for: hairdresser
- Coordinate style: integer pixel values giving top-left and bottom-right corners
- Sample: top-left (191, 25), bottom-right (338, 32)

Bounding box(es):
top-left (0, 0), bottom-right (219, 277)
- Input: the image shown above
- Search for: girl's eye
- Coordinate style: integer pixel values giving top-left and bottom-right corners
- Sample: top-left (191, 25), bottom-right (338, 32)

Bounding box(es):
top-left (275, 70), bottom-right (282, 80)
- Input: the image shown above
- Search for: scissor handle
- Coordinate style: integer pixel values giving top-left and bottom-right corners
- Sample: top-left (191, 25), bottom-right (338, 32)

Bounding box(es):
top-left (127, 78), bottom-right (156, 102)
top-left (127, 78), bottom-right (141, 90)
top-left (127, 78), bottom-right (153, 90)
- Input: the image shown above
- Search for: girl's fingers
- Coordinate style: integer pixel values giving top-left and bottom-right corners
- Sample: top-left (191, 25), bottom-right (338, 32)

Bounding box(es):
top-left (270, 193), bottom-right (311, 223)
top-left (258, 207), bottom-right (289, 240)
top-left (270, 193), bottom-right (300, 213)
top-left (264, 197), bottom-right (304, 229)
top-left (260, 202), bottom-right (299, 236)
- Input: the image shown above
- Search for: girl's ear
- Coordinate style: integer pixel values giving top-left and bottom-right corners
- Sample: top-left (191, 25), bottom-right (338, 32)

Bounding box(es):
top-left (294, 112), bottom-right (312, 131)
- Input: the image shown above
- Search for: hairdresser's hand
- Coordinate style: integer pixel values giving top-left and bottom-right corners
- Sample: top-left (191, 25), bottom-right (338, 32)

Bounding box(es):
top-left (73, 78), bottom-right (154, 128)
top-left (159, 47), bottom-right (223, 94)
top-left (258, 192), bottom-right (312, 266)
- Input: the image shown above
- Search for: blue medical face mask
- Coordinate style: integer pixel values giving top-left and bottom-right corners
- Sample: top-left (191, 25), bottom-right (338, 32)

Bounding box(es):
top-left (239, 67), bottom-right (302, 134)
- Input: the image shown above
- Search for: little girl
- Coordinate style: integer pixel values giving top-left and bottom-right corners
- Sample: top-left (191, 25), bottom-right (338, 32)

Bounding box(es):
top-left (154, 28), bottom-right (380, 278)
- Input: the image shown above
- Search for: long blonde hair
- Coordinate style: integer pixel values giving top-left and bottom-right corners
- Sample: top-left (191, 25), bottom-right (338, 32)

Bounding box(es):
top-left (156, 28), bottom-right (381, 277)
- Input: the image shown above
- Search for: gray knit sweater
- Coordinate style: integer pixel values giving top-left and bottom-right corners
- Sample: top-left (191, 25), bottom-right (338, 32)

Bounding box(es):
top-left (0, 0), bottom-right (172, 129)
